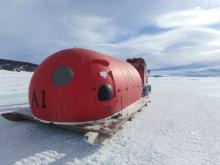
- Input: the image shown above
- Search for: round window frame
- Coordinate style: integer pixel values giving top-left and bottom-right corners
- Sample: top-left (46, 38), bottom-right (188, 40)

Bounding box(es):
top-left (52, 66), bottom-right (74, 87)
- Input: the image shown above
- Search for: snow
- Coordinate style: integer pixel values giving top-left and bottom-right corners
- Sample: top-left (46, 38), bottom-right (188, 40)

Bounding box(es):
top-left (1, 71), bottom-right (220, 165)
top-left (0, 70), bottom-right (32, 106)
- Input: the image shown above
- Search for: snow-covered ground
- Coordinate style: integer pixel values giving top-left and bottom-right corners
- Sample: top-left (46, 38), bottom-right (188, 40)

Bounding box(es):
top-left (0, 70), bottom-right (32, 107)
top-left (0, 71), bottom-right (220, 165)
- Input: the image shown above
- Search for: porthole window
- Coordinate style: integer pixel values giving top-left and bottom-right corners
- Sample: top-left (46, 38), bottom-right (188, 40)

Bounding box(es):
top-left (98, 84), bottom-right (113, 101)
top-left (52, 66), bottom-right (73, 86)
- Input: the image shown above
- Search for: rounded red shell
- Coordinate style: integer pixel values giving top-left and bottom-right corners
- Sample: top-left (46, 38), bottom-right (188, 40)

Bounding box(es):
top-left (28, 48), bottom-right (142, 123)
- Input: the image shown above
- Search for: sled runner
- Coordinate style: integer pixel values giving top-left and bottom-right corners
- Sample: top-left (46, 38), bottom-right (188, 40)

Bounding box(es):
top-left (1, 97), bottom-right (149, 145)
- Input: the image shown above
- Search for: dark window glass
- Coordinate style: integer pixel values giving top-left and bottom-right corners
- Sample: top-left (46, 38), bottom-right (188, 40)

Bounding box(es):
top-left (98, 84), bottom-right (113, 101)
top-left (52, 66), bottom-right (73, 86)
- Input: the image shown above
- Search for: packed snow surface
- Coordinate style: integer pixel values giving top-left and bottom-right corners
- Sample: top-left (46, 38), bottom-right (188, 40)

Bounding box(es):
top-left (0, 70), bottom-right (32, 107)
top-left (0, 70), bottom-right (220, 165)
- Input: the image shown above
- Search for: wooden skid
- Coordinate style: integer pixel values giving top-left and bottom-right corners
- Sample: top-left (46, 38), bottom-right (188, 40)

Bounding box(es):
top-left (1, 111), bottom-right (33, 121)
top-left (1, 97), bottom-right (149, 144)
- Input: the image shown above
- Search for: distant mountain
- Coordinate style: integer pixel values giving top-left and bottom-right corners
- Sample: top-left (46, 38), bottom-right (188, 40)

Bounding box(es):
top-left (0, 59), bottom-right (38, 72)
top-left (151, 62), bottom-right (220, 77)
top-left (152, 63), bottom-right (209, 71)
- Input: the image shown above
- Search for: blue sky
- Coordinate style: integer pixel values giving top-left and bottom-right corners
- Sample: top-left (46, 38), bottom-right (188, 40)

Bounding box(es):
top-left (0, 0), bottom-right (220, 69)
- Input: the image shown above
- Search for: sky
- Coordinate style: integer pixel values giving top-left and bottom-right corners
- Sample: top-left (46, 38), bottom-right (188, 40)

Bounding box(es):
top-left (0, 0), bottom-right (220, 69)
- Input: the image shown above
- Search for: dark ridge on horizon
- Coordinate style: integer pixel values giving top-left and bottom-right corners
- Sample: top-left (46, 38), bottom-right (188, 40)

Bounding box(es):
top-left (0, 59), bottom-right (38, 72)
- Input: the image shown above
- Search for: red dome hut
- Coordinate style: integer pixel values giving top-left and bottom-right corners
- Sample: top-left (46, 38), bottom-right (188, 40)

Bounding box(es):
top-left (28, 48), bottom-right (143, 124)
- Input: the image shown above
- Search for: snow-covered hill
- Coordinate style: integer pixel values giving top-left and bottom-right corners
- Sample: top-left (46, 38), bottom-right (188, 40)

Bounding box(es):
top-left (151, 63), bottom-right (220, 77)
top-left (0, 71), bottom-right (220, 165)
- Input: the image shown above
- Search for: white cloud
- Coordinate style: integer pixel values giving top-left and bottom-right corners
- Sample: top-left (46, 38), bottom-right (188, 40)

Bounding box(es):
top-left (88, 27), bottom-right (220, 68)
top-left (1, 0), bottom-right (220, 68)
top-left (156, 7), bottom-right (220, 28)
top-left (63, 15), bottom-right (120, 44)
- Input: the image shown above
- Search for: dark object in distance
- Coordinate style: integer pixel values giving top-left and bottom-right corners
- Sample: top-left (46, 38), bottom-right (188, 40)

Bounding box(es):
top-left (153, 75), bottom-right (163, 78)
top-left (0, 59), bottom-right (38, 72)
